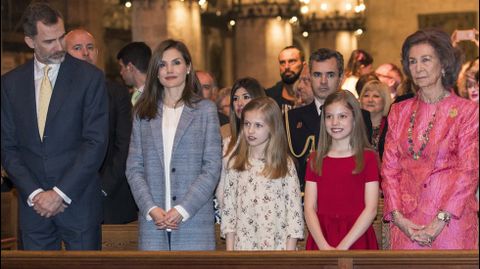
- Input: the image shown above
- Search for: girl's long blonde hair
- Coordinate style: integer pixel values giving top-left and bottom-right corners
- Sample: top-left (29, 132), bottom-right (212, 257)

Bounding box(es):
top-left (312, 91), bottom-right (372, 175)
top-left (230, 97), bottom-right (290, 179)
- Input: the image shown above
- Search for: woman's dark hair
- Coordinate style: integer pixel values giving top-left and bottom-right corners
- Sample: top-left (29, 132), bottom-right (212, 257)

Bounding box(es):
top-left (401, 28), bottom-right (463, 90)
top-left (225, 77), bottom-right (266, 156)
top-left (355, 72), bottom-right (379, 97)
top-left (345, 49), bottom-right (373, 77)
top-left (134, 39), bottom-right (201, 120)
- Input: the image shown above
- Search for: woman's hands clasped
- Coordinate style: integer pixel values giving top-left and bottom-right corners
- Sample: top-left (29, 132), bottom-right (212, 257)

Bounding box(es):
top-left (410, 218), bottom-right (446, 247)
top-left (393, 212), bottom-right (447, 247)
top-left (149, 207), bottom-right (183, 230)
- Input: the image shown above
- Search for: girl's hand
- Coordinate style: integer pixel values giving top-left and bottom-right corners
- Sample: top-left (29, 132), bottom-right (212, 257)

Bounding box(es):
top-left (335, 243), bottom-right (349, 250)
top-left (226, 233), bottom-right (235, 251)
top-left (285, 238), bottom-right (298, 250)
top-left (321, 244), bottom-right (336, 250)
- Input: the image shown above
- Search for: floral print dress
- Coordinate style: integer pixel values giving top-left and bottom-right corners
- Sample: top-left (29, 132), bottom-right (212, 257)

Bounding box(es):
top-left (221, 158), bottom-right (304, 250)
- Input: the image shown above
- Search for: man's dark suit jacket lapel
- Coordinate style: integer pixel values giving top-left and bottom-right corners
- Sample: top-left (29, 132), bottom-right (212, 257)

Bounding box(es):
top-left (301, 101), bottom-right (321, 142)
top-left (23, 60), bottom-right (39, 142)
top-left (46, 55), bottom-right (75, 130)
top-left (23, 55), bottom-right (76, 143)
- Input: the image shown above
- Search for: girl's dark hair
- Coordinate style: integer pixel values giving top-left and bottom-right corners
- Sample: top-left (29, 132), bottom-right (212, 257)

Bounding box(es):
top-left (355, 72), bottom-right (379, 97)
top-left (345, 49), bottom-right (373, 77)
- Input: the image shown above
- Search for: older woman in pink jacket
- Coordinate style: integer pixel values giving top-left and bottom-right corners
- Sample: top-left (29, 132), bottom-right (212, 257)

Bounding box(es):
top-left (382, 29), bottom-right (478, 249)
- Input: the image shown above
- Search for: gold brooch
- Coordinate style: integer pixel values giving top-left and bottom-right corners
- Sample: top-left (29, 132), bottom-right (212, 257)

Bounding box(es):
top-left (448, 108), bottom-right (458, 118)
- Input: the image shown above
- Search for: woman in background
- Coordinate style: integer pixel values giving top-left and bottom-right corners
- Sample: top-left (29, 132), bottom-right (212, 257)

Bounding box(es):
top-left (359, 80), bottom-right (392, 151)
top-left (342, 49), bottom-right (374, 98)
top-left (215, 77), bottom-right (266, 212)
top-left (216, 87), bottom-right (232, 138)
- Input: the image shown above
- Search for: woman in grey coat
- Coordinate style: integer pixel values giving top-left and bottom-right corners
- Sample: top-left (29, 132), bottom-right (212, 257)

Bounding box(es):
top-left (126, 39), bottom-right (222, 250)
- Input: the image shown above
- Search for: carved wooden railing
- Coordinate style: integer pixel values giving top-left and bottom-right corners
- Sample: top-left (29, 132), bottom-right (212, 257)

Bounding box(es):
top-left (1, 250), bottom-right (478, 269)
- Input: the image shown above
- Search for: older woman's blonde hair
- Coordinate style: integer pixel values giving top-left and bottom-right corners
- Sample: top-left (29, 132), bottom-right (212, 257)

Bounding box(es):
top-left (359, 80), bottom-right (392, 116)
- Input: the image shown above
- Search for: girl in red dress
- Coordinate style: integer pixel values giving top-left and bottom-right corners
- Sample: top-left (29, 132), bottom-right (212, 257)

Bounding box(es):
top-left (304, 91), bottom-right (379, 250)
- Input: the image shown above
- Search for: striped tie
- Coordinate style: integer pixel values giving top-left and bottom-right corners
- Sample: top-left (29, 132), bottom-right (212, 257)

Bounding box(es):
top-left (38, 65), bottom-right (52, 141)
top-left (131, 89), bottom-right (142, 105)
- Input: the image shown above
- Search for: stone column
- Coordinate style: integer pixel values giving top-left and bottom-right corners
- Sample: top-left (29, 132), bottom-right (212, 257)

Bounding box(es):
top-left (232, 1), bottom-right (295, 88)
top-left (308, 31), bottom-right (337, 53)
top-left (132, 0), bottom-right (204, 69)
top-left (65, 0), bottom-right (107, 70)
top-left (302, 12), bottom-right (364, 62)
top-left (308, 31), bottom-right (357, 61)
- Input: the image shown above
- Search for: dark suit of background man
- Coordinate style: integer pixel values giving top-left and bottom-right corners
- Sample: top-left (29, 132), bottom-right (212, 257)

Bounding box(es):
top-left (1, 3), bottom-right (108, 250)
top-left (286, 48), bottom-right (372, 190)
top-left (65, 29), bottom-right (137, 224)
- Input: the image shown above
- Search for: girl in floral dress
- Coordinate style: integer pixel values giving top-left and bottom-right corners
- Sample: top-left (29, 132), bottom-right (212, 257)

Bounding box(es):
top-left (221, 97), bottom-right (304, 250)
top-left (304, 91), bottom-right (379, 250)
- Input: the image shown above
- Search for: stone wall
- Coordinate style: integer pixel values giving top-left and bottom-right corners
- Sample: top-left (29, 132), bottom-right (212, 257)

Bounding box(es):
top-left (360, 0), bottom-right (479, 69)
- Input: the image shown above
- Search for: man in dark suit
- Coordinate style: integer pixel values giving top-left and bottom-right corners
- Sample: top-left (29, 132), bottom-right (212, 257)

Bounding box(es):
top-left (65, 29), bottom-right (137, 224)
top-left (286, 48), bottom-right (373, 190)
top-left (1, 3), bottom-right (108, 250)
top-left (116, 42), bottom-right (151, 106)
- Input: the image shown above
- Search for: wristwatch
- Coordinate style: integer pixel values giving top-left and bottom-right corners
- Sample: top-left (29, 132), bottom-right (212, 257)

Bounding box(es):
top-left (437, 211), bottom-right (451, 223)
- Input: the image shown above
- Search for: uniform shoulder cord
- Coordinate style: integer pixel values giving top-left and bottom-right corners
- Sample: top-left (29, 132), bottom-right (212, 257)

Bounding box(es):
top-left (284, 107), bottom-right (316, 158)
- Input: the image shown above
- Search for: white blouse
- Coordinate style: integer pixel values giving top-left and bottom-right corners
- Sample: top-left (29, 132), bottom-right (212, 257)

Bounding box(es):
top-left (162, 105), bottom-right (184, 213)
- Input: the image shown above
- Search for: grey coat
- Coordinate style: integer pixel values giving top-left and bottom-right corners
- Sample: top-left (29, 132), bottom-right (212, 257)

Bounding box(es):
top-left (126, 99), bottom-right (221, 250)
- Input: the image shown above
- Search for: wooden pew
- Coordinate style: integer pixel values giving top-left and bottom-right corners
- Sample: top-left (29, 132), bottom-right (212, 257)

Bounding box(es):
top-left (1, 250), bottom-right (478, 269)
top-left (101, 223), bottom-right (138, 251)
top-left (101, 223), bottom-right (227, 251)
top-left (373, 196), bottom-right (384, 248)
top-left (1, 190), bottom-right (18, 250)
top-left (101, 223), bottom-right (305, 251)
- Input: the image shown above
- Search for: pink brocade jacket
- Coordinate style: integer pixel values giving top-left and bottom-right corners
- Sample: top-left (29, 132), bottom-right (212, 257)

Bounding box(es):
top-left (382, 93), bottom-right (479, 249)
